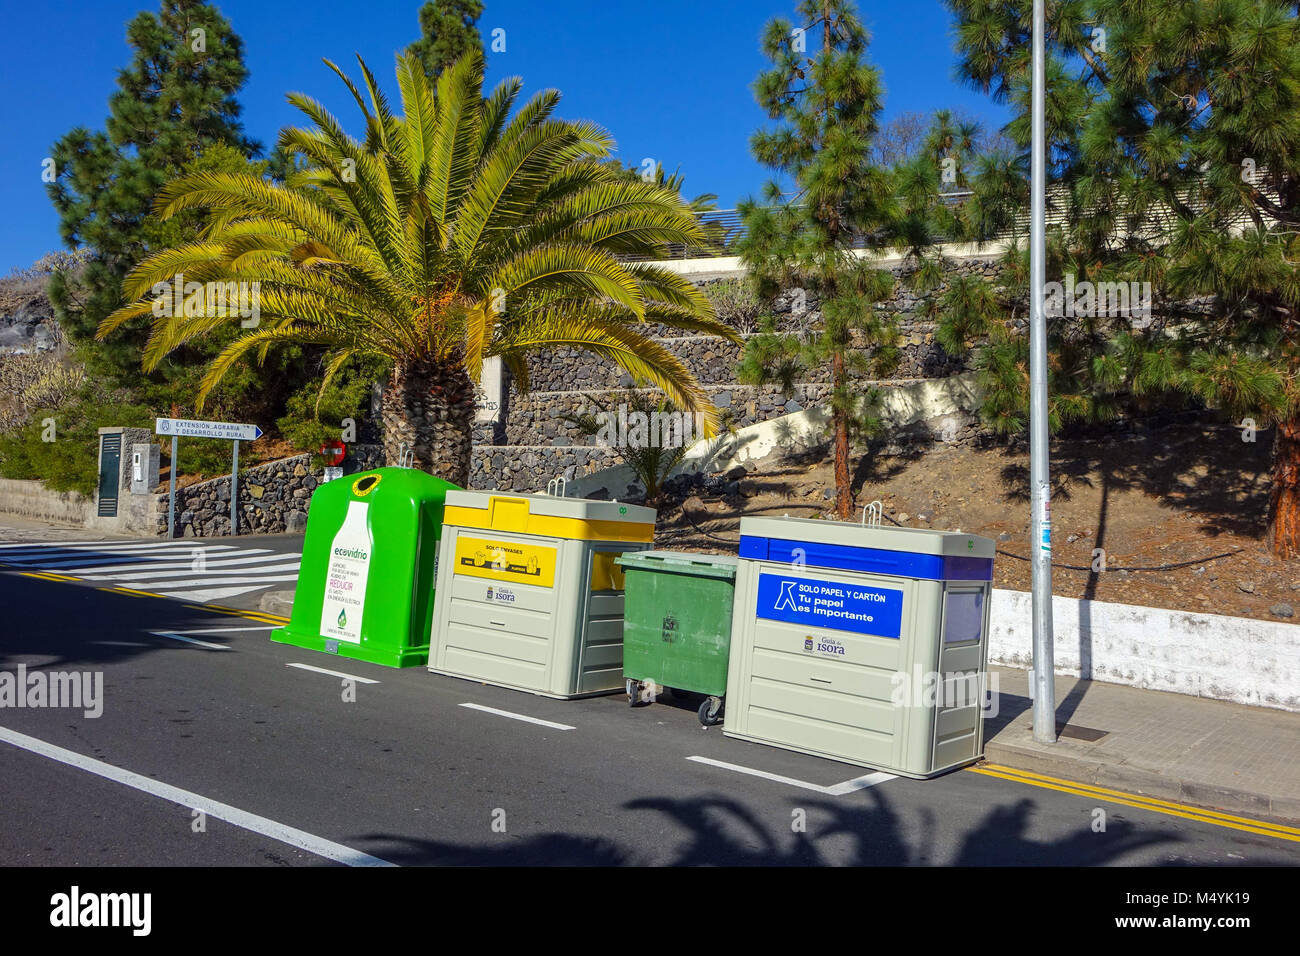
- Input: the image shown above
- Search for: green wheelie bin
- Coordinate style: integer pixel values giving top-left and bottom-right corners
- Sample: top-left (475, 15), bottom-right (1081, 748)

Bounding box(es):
top-left (615, 550), bottom-right (738, 725)
top-left (272, 467), bottom-right (459, 668)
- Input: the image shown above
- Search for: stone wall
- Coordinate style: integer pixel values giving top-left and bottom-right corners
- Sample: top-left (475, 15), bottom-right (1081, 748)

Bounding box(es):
top-left (520, 259), bottom-right (994, 394)
top-left (155, 444), bottom-right (383, 537)
top-left (469, 445), bottom-right (618, 495)
top-left (522, 326), bottom-right (962, 393)
top-left (499, 384), bottom-right (833, 447)
top-left (466, 258), bottom-right (1001, 493)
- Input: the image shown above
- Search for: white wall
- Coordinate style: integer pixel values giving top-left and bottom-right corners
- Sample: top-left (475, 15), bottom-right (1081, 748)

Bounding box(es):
top-left (655, 241), bottom-right (1015, 279)
top-left (988, 588), bottom-right (1300, 712)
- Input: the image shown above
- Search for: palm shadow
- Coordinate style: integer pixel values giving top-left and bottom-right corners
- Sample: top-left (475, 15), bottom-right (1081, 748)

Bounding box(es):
top-left (350, 781), bottom-right (1233, 866)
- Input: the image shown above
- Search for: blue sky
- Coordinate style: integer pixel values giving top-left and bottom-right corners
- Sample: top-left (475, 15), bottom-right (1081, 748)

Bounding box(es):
top-left (0, 0), bottom-right (1007, 272)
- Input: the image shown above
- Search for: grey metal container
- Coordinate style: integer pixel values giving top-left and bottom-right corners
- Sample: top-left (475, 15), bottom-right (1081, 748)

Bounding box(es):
top-left (428, 490), bottom-right (656, 698)
top-left (723, 514), bottom-right (995, 778)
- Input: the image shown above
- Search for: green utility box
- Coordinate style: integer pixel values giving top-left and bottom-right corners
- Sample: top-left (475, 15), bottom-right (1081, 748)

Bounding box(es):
top-left (272, 467), bottom-right (458, 668)
top-left (617, 551), bottom-right (737, 725)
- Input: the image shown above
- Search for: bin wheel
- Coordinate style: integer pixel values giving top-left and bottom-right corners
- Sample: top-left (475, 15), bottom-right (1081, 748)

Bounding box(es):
top-left (698, 696), bottom-right (724, 727)
top-left (627, 679), bottom-right (650, 707)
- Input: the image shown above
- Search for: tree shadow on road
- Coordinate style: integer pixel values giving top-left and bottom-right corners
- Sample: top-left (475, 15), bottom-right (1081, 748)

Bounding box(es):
top-left (0, 574), bottom-right (244, 671)
top-left (352, 782), bottom-right (1191, 866)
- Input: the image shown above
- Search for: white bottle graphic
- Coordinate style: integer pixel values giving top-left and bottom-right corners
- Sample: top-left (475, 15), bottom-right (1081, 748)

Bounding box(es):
top-left (320, 500), bottom-right (372, 644)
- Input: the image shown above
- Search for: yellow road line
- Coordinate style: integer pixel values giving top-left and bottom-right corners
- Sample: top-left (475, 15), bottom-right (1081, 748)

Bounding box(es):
top-left (10, 561), bottom-right (288, 626)
top-left (970, 763), bottom-right (1300, 843)
top-left (20, 571), bottom-right (80, 582)
top-left (207, 604), bottom-right (288, 624)
top-left (186, 603), bottom-right (287, 625)
top-left (95, 586), bottom-right (165, 599)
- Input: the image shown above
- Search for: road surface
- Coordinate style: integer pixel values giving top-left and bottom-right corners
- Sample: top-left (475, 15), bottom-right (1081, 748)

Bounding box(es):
top-left (0, 530), bottom-right (1296, 866)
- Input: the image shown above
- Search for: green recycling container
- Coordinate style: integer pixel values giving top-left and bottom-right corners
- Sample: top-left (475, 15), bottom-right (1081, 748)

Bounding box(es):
top-left (616, 550), bottom-right (738, 725)
top-left (272, 467), bottom-right (459, 668)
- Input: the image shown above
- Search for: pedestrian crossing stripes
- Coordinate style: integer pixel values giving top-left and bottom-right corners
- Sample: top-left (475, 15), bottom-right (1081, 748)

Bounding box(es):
top-left (0, 539), bottom-right (302, 604)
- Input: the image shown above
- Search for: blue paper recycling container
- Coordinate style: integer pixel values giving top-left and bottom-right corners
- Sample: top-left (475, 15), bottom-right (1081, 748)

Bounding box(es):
top-left (722, 514), bottom-right (995, 778)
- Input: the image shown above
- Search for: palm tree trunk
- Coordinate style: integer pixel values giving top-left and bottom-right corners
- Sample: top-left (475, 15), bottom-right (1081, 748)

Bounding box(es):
top-left (381, 357), bottom-right (477, 487)
top-left (1269, 416), bottom-right (1300, 559)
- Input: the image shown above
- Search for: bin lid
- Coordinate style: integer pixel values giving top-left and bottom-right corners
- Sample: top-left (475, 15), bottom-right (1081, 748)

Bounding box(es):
top-left (442, 490), bottom-right (655, 543)
top-left (616, 550), bottom-right (738, 580)
top-left (313, 466), bottom-right (460, 508)
top-left (353, 467), bottom-right (458, 496)
top-left (738, 515), bottom-right (994, 582)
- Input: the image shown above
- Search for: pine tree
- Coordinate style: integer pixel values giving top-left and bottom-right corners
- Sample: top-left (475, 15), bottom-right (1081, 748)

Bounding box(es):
top-left (946, 0), bottom-right (1300, 557)
top-left (46, 0), bottom-right (257, 392)
top-left (738, 0), bottom-right (899, 519)
top-left (407, 0), bottom-right (485, 79)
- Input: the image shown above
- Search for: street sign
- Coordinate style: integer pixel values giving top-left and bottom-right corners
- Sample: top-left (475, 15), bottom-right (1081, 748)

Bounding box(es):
top-left (155, 418), bottom-right (263, 442)
top-left (157, 417), bottom-right (263, 538)
top-left (320, 439), bottom-right (346, 466)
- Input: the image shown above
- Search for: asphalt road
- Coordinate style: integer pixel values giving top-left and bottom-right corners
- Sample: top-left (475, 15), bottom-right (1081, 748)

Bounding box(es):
top-left (0, 541), bottom-right (1298, 866)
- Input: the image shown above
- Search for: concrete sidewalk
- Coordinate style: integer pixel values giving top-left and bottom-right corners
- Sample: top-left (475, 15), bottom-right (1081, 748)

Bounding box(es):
top-left (984, 666), bottom-right (1300, 824)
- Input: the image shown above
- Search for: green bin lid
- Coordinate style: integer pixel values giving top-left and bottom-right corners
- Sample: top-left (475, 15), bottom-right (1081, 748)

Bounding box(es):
top-left (615, 550), bottom-right (738, 580)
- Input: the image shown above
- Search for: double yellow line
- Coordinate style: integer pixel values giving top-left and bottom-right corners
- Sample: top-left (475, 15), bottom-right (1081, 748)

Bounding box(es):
top-left (19, 570), bottom-right (80, 583)
top-left (189, 603), bottom-right (289, 626)
top-left (15, 569), bottom-right (288, 626)
top-left (971, 763), bottom-right (1300, 843)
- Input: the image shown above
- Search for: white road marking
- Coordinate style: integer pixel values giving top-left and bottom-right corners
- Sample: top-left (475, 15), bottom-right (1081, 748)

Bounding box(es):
top-left (0, 540), bottom-right (111, 549)
top-left (127, 573), bottom-right (299, 588)
top-left (0, 541), bottom-right (300, 603)
top-left (286, 662), bottom-right (380, 684)
top-left (149, 631), bottom-right (230, 650)
top-left (91, 640), bottom-right (152, 647)
top-left (458, 702), bottom-right (575, 731)
top-left (825, 771), bottom-right (899, 795)
top-left (73, 555), bottom-right (291, 576)
top-left (0, 724), bottom-right (396, 867)
top-left (1, 546), bottom-right (244, 566)
top-left (157, 585), bottom-right (287, 603)
top-left (0, 541), bottom-right (236, 554)
top-left (168, 626), bottom-right (275, 634)
top-left (36, 552), bottom-right (274, 572)
top-left (686, 755), bottom-right (896, 794)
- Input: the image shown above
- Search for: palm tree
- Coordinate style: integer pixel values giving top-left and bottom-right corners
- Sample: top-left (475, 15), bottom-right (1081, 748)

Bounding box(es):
top-left (99, 51), bottom-right (737, 484)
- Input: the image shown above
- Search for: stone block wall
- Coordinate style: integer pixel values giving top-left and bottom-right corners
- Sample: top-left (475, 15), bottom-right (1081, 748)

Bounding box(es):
top-left (465, 258), bottom-right (1002, 492)
top-left (155, 444), bottom-right (383, 537)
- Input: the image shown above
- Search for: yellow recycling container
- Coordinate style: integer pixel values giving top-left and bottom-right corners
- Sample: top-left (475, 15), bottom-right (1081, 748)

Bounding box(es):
top-left (427, 490), bottom-right (655, 698)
